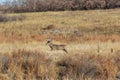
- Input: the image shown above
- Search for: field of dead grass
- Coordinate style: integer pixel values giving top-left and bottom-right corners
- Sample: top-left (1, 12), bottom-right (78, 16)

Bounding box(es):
top-left (0, 49), bottom-right (120, 80)
top-left (0, 9), bottom-right (120, 80)
top-left (0, 9), bottom-right (120, 42)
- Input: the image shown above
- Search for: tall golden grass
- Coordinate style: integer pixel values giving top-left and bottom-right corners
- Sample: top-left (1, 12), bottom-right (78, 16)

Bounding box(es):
top-left (0, 50), bottom-right (120, 80)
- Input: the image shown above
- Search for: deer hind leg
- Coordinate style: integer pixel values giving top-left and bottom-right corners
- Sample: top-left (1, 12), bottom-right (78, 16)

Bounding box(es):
top-left (63, 49), bottom-right (68, 53)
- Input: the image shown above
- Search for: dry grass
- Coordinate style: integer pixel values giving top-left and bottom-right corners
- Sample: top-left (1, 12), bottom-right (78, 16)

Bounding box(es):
top-left (0, 49), bottom-right (119, 80)
top-left (0, 9), bottom-right (120, 80)
top-left (0, 41), bottom-right (119, 80)
top-left (0, 9), bottom-right (120, 42)
top-left (0, 41), bottom-right (120, 54)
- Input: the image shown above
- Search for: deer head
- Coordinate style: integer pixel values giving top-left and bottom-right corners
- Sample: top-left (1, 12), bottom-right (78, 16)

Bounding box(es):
top-left (46, 38), bottom-right (52, 45)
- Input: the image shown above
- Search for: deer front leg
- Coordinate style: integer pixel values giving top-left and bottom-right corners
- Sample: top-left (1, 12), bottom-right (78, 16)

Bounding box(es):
top-left (50, 46), bottom-right (53, 50)
top-left (63, 49), bottom-right (68, 53)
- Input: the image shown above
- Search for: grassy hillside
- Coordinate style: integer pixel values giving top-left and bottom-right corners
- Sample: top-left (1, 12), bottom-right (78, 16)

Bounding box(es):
top-left (0, 9), bottom-right (120, 80)
top-left (0, 9), bottom-right (120, 42)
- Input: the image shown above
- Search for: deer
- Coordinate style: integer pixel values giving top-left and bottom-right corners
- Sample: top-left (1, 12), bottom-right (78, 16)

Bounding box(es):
top-left (46, 38), bottom-right (68, 53)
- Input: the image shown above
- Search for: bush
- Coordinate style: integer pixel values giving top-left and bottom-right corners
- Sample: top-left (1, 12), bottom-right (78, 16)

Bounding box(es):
top-left (2, 0), bottom-right (120, 13)
top-left (0, 14), bottom-right (25, 22)
top-left (0, 14), bottom-right (8, 22)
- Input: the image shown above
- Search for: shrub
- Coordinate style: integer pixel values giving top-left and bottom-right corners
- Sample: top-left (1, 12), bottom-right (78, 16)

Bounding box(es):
top-left (0, 14), bottom-right (8, 22)
top-left (0, 14), bottom-right (25, 22)
top-left (2, 0), bottom-right (120, 13)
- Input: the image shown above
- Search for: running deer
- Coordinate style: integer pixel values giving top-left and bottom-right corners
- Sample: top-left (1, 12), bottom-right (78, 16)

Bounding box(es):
top-left (46, 39), bottom-right (68, 53)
